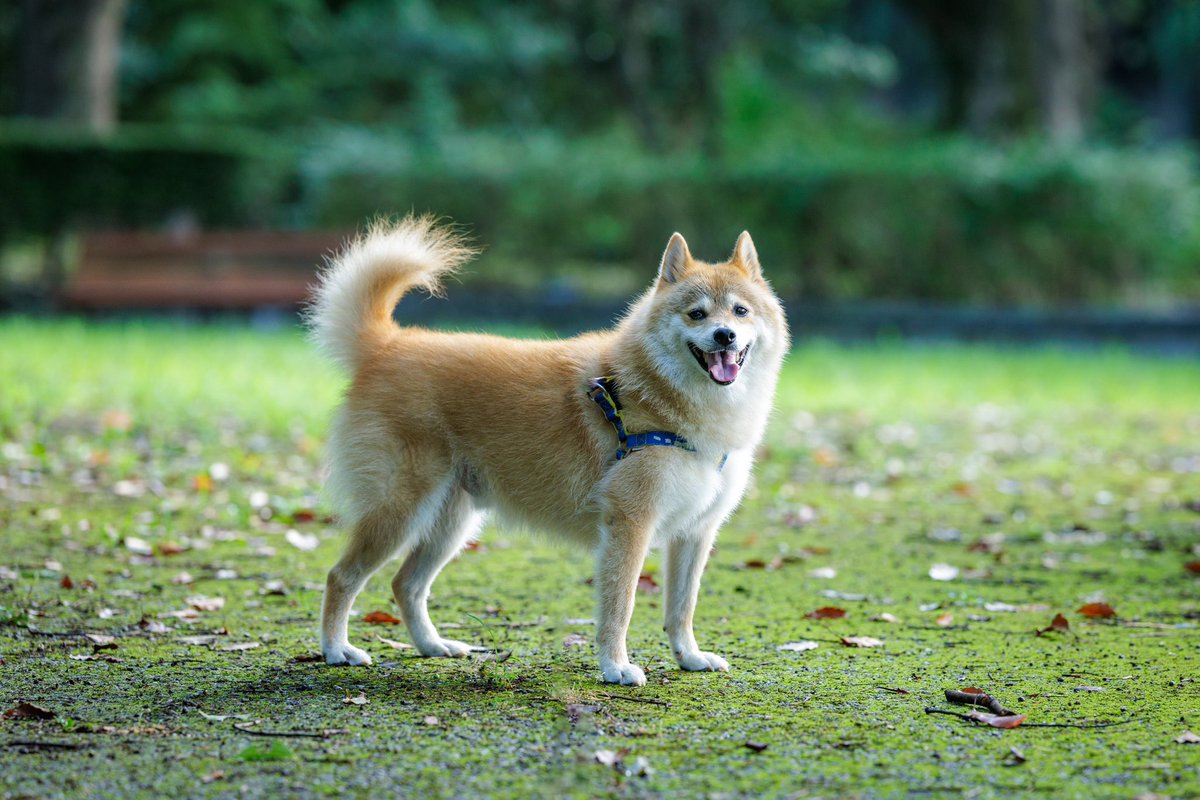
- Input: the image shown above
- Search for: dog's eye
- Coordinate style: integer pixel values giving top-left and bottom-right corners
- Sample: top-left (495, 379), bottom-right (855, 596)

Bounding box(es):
top-left (733, 305), bottom-right (749, 317)
top-left (688, 309), bottom-right (707, 320)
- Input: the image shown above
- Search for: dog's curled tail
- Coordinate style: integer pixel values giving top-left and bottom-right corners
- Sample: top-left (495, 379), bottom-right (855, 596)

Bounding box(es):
top-left (306, 215), bottom-right (475, 373)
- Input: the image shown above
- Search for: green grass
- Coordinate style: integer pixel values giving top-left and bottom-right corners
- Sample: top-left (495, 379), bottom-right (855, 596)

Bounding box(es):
top-left (1, 317), bottom-right (1198, 799)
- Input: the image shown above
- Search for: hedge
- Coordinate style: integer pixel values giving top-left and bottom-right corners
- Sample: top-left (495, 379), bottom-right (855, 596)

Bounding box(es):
top-left (0, 122), bottom-right (260, 241)
top-left (304, 139), bottom-right (1200, 305)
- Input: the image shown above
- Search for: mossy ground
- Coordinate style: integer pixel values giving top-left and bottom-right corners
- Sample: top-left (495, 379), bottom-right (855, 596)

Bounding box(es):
top-left (1, 318), bottom-right (1198, 799)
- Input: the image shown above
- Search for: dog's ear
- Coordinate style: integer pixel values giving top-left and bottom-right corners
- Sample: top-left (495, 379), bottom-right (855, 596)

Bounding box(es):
top-left (732, 231), bottom-right (763, 281)
top-left (657, 232), bottom-right (692, 285)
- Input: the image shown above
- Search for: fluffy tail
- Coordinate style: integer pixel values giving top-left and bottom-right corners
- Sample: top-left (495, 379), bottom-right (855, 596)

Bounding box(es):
top-left (306, 216), bottom-right (475, 372)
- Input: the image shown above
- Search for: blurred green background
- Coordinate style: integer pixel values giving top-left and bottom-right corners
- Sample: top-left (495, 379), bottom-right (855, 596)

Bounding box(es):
top-left (1, 0), bottom-right (1199, 310)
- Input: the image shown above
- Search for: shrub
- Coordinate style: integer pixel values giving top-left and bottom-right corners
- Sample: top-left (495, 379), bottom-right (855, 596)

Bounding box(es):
top-left (300, 133), bottom-right (1200, 305)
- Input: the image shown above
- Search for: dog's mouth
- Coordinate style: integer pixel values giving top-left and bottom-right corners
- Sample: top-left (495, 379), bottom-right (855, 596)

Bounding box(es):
top-left (688, 343), bottom-right (750, 385)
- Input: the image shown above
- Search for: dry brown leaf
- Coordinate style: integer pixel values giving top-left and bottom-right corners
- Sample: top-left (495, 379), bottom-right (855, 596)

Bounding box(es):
top-left (3, 702), bottom-right (55, 720)
top-left (342, 692), bottom-right (368, 706)
top-left (187, 595), bottom-right (225, 612)
top-left (363, 610), bottom-right (402, 624)
top-left (967, 711), bottom-right (1027, 729)
top-left (806, 606), bottom-right (847, 620)
top-left (935, 612), bottom-right (954, 627)
top-left (85, 634), bottom-right (117, 649)
top-left (1077, 602), bottom-right (1116, 619)
top-left (1036, 613), bottom-right (1071, 636)
top-left (636, 573), bottom-right (660, 594)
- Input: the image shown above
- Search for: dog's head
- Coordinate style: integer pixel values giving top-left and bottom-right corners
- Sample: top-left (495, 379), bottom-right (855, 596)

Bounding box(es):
top-left (643, 231), bottom-right (788, 391)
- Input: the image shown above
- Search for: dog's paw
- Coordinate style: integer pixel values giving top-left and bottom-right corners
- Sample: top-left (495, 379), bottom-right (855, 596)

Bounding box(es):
top-left (676, 650), bottom-right (729, 673)
top-left (600, 660), bottom-right (647, 686)
top-left (415, 637), bottom-right (477, 658)
top-left (323, 642), bottom-right (373, 666)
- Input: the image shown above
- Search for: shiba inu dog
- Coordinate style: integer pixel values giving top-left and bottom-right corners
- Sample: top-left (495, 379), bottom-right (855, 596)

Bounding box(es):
top-left (308, 216), bottom-right (788, 685)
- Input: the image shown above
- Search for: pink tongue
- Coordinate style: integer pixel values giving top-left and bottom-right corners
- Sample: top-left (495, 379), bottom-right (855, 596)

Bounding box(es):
top-left (705, 350), bottom-right (740, 383)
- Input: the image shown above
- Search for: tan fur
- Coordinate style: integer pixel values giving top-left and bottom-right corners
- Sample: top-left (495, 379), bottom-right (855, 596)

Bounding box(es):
top-left (310, 216), bottom-right (789, 684)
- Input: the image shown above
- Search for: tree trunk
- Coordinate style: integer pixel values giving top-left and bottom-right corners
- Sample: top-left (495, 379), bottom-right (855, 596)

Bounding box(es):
top-left (1036, 0), bottom-right (1095, 145)
top-left (16, 0), bottom-right (128, 132)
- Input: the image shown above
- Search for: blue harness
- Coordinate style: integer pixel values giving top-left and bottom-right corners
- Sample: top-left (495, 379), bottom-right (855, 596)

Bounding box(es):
top-left (587, 376), bottom-right (727, 470)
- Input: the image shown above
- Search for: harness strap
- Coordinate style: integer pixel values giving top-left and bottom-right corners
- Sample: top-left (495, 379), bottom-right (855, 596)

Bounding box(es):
top-left (587, 376), bottom-right (726, 468)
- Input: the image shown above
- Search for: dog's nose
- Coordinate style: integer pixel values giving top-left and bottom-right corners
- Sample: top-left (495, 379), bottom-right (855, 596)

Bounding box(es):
top-left (713, 327), bottom-right (736, 347)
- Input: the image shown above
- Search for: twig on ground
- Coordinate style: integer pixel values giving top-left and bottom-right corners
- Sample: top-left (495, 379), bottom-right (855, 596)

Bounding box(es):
top-left (2, 739), bottom-right (87, 750)
top-left (596, 692), bottom-right (669, 707)
top-left (945, 689), bottom-right (1015, 716)
top-left (233, 722), bottom-right (348, 738)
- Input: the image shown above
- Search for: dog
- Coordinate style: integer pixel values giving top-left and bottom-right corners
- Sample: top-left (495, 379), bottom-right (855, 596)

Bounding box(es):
top-left (307, 216), bottom-right (788, 685)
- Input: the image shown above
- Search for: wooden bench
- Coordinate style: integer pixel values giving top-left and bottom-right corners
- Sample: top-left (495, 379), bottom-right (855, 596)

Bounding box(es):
top-left (60, 230), bottom-right (351, 310)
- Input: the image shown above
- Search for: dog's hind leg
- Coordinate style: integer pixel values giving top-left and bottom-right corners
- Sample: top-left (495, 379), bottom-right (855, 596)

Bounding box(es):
top-left (320, 508), bottom-right (408, 666)
top-left (392, 486), bottom-right (485, 657)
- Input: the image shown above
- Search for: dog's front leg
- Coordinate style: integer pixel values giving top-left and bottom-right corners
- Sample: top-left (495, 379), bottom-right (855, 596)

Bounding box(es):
top-left (664, 528), bottom-right (729, 673)
top-left (594, 510), bottom-right (654, 686)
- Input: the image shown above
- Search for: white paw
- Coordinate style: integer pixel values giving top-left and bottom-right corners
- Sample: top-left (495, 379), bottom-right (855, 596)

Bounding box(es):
top-left (415, 637), bottom-right (478, 658)
top-left (676, 649), bottom-right (730, 673)
top-left (323, 642), bottom-right (372, 666)
top-left (600, 659), bottom-right (647, 686)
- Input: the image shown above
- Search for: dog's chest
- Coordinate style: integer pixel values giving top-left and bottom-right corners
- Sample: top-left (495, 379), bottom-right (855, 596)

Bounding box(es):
top-left (655, 449), bottom-right (752, 533)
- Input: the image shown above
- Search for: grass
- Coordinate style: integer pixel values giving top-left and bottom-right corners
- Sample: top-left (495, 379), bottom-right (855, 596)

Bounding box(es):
top-left (1, 316), bottom-right (1198, 799)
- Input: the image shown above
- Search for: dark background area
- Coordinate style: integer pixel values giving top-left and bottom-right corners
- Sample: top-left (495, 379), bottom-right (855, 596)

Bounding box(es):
top-left (1, 0), bottom-right (1198, 314)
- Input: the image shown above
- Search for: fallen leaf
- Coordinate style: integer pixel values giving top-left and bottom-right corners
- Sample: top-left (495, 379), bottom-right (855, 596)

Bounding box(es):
top-left (124, 537), bottom-right (153, 556)
top-left (342, 692), bottom-right (368, 706)
top-left (935, 612), bottom-right (954, 627)
top-left (156, 542), bottom-right (188, 556)
top-left (1174, 731), bottom-right (1199, 744)
top-left (1006, 745), bottom-right (1026, 765)
top-left (594, 749), bottom-right (627, 767)
top-left (291, 653), bottom-right (324, 663)
top-left (363, 611), bottom-right (402, 625)
top-left (60, 575), bottom-right (74, 589)
top-left (198, 711), bottom-right (251, 722)
top-left (201, 771), bottom-right (226, 784)
top-left (85, 634), bottom-right (117, 649)
top-left (177, 635), bottom-right (220, 646)
top-left (136, 617), bottom-right (169, 634)
top-left (565, 703), bottom-right (599, 723)
top-left (69, 654), bottom-right (123, 662)
top-left (808, 566), bottom-right (837, 579)
top-left (170, 571), bottom-right (194, 586)
top-left (376, 635), bottom-right (413, 649)
top-left (871, 612), bottom-right (900, 624)
top-left (806, 606), bottom-right (846, 620)
top-left (422, 715), bottom-right (439, 725)
top-left (187, 595), bottom-right (225, 612)
top-left (217, 642), bottom-right (260, 651)
top-left (1185, 561), bottom-right (1200, 575)
top-left (637, 573), bottom-right (660, 594)
top-left (739, 559), bottom-right (769, 570)
top-left (744, 741), bottom-right (769, 752)
top-left (929, 563), bottom-right (959, 581)
top-left (1036, 613), bottom-right (1071, 636)
top-left (1077, 602), bottom-right (1116, 619)
top-left (3, 702), bottom-right (55, 720)
top-left (777, 641), bottom-right (820, 652)
top-left (967, 711), bottom-right (1027, 729)
top-left (840, 636), bottom-right (884, 648)
top-left (285, 529), bottom-right (319, 552)
top-left (563, 633), bottom-right (589, 647)
top-left (1073, 686), bottom-right (1105, 692)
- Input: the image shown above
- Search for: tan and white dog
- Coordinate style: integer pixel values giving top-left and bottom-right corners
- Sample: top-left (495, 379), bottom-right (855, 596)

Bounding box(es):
top-left (308, 217), bottom-right (788, 685)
